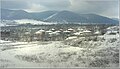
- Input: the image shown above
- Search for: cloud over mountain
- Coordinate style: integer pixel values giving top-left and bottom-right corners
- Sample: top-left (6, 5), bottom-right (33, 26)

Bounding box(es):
top-left (1, 0), bottom-right (119, 18)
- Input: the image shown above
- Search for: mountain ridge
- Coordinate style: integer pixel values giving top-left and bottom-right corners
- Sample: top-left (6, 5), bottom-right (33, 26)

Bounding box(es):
top-left (1, 9), bottom-right (119, 24)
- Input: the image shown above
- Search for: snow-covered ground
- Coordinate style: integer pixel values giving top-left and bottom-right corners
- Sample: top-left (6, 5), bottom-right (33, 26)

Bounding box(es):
top-left (14, 19), bottom-right (57, 25)
top-left (0, 19), bottom-right (57, 27)
top-left (0, 33), bottom-right (119, 68)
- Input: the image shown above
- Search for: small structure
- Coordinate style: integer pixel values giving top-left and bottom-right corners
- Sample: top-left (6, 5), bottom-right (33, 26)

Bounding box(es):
top-left (49, 31), bottom-right (60, 41)
top-left (106, 30), bottom-right (118, 35)
top-left (73, 32), bottom-right (83, 36)
top-left (68, 28), bottom-right (74, 31)
top-left (63, 30), bottom-right (71, 39)
top-left (55, 30), bottom-right (61, 33)
top-left (94, 30), bottom-right (101, 35)
top-left (59, 29), bottom-right (63, 31)
top-left (51, 28), bottom-right (56, 32)
top-left (35, 29), bottom-right (45, 34)
top-left (25, 32), bottom-right (30, 35)
top-left (24, 32), bottom-right (31, 42)
top-left (34, 29), bottom-right (45, 41)
top-left (46, 30), bottom-right (52, 33)
top-left (49, 32), bottom-right (60, 36)
top-left (63, 30), bottom-right (71, 33)
top-left (68, 28), bottom-right (74, 33)
top-left (66, 36), bottom-right (77, 40)
top-left (83, 30), bottom-right (92, 36)
top-left (63, 30), bottom-right (71, 35)
top-left (77, 28), bottom-right (84, 31)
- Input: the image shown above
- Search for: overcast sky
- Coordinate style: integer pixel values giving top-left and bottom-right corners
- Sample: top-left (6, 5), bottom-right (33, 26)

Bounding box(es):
top-left (1, 0), bottom-right (119, 18)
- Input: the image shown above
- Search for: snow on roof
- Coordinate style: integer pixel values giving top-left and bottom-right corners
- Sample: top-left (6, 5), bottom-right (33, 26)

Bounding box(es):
top-left (46, 30), bottom-right (52, 33)
top-left (35, 31), bottom-right (41, 34)
top-left (78, 28), bottom-right (84, 31)
top-left (25, 32), bottom-right (30, 34)
top-left (55, 30), bottom-right (61, 33)
top-left (83, 30), bottom-right (91, 33)
top-left (49, 32), bottom-right (60, 35)
top-left (59, 29), bottom-right (63, 31)
top-left (107, 26), bottom-right (118, 29)
top-left (108, 30), bottom-right (118, 32)
top-left (63, 30), bottom-right (71, 33)
top-left (94, 31), bottom-right (101, 34)
top-left (66, 36), bottom-right (77, 40)
top-left (35, 29), bottom-right (45, 34)
top-left (39, 29), bottom-right (45, 32)
top-left (106, 30), bottom-right (118, 34)
top-left (68, 28), bottom-right (74, 31)
top-left (74, 32), bottom-right (83, 35)
top-left (51, 28), bottom-right (55, 31)
top-left (104, 33), bottom-right (119, 39)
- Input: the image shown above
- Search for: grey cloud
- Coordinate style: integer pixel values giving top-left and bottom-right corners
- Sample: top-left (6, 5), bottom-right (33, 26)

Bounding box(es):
top-left (36, 0), bottom-right (70, 10)
top-left (1, 0), bottom-right (29, 9)
top-left (26, 0), bottom-right (71, 10)
top-left (1, 0), bottom-right (70, 11)
top-left (69, 0), bottom-right (119, 18)
top-left (1, 0), bottom-right (119, 18)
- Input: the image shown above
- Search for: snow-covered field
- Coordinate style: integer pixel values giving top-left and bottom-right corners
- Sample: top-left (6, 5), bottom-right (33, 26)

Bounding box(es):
top-left (14, 19), bottom-right (57, 25)
top-left (0, 19), bottom-right (57, 27)
top-left (0, 33), bottom-right (119, 68)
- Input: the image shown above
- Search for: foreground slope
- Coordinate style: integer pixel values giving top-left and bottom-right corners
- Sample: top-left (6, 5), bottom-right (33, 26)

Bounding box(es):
top-left (0, 33), bottom-right (119, 68)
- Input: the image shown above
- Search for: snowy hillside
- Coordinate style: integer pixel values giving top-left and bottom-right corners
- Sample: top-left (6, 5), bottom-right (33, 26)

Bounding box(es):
top-left (14, 19), bottom-right (57, 25)
top-left (0, 19), bottom-right (57, 27)
top-left (0, 20), bottom-right (18, 27)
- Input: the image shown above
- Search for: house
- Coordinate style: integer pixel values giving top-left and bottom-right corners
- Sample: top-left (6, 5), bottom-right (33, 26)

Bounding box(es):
top-left (73, 32), bottom-right (83, 36)
top-left (83, 30), bottom-right (92, 36)
top-left (34, 29), bottom-right (45, 41)
top-left (24, 32), bottom-right (31, 42)
top-left (68, 28), bottom-right (74, 31)
top-left (49, 31), bottom-right (60, 41)
top-left (51, 28), bottom-right (56, 32)
top-left (106, 30), bottom-right (118, 35)
top-left (94, 30), bottom-right (101, 35)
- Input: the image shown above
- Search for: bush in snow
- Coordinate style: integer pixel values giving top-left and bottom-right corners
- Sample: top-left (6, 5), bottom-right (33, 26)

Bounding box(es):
top-left (107, 38), bottom-right (117, 43)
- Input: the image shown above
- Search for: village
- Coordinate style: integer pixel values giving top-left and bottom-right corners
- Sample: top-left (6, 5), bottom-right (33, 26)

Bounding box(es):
top-left (1, 24), bottom-right (119, 42)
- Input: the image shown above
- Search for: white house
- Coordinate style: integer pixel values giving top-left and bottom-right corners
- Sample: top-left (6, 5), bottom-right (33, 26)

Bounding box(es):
top-left (83, 30), bottom-right (92, 35)
top-left (34, 29), bottom-right (45, 41)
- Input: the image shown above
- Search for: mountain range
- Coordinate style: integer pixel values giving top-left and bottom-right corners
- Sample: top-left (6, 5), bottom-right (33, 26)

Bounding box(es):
top-left (1, 9), bottom-right (119, 25)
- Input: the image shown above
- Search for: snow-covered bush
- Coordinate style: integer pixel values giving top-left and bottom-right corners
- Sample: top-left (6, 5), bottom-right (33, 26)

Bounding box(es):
top-left (107, 38), bottom-right (117, 43)
top-left (15, 55), bottom-right (44, 63)
top-left (89, 46), bottom-right (119, 67)
top-left (64, 36), bottom-right (105, 47)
